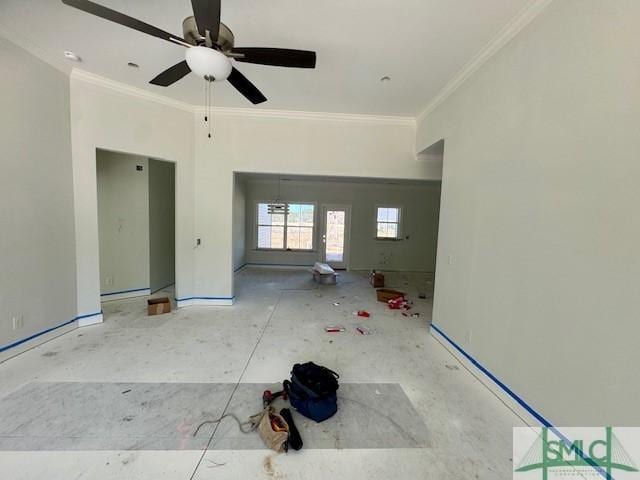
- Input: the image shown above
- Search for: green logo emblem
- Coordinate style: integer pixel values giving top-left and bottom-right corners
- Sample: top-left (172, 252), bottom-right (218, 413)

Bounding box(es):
top-left (515, 427), bottom-right (639, 479)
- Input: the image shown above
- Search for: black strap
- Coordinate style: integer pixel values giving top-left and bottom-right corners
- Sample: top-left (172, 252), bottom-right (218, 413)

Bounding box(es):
top-left (280, 408), bottom-right (303, 450)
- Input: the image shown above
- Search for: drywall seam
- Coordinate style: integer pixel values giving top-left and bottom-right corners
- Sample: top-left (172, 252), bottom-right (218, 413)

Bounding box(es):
top-left (416, 0), bottom-right (553, 122)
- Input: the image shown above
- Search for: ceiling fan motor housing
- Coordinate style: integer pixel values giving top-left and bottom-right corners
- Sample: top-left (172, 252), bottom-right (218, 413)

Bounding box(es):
top-left (182, 16), bottom-right (234, 52)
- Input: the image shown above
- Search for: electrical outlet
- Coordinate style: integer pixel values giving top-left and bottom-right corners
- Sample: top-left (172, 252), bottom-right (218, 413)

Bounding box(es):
top-left (465, 329), bottom-right (472, 345)
top-left (105, 276), bottom-right (113, 286)
top-left (12, 315), bottom-right (24, 330)
top-left (447, 254), bottom-right (455, 265)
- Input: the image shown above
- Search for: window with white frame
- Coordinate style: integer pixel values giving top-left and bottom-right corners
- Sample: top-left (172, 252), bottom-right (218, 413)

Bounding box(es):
top-left (376, 206), bottom-right (401, 239)
top-left (257, 202), bottom-right (315, 250)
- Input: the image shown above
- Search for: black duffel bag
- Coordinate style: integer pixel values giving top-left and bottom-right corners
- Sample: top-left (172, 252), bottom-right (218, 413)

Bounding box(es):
top-left (283, 362), bottom-right (339, 423)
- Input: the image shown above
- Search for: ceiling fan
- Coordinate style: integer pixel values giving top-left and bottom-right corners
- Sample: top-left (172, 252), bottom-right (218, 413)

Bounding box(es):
top-left (61, 0), bottom-right (317, 105)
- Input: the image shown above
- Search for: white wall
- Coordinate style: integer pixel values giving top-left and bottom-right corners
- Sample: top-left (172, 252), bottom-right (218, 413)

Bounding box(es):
top-left (193, 112), bottom-right (439, 301)
top-left (149, 159), bottom-right (176, 292)
top-left (232, 175), bottom-right (246, 271)
top-left (70, 71), bottom-right (195, 314)
top-left (243, 178), bottom-right (441, 271)
top-left (417, 0), bottom-right (640, 425)
top-left (96, 150), bottom-right (150, 296)
top-left (0, 37), bottom-right (77, 359)
top-left (69, 73), bottom-right (439, 309)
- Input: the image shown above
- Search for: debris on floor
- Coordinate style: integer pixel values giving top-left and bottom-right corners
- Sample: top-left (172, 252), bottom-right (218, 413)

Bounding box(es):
top-left (369, 270), bottom-right (385, 288)
top-left (445, 364), bottom-right (460, 371)
top-left (147, 297), bottom-right (171, 315)
top-left (356, 325), bottom-right (371, 335)
top-left (388, 296), bottom-right (410, 310)
top-left (312, 262), bottom-right (338, 285)
top-left (355, 310), bottom-right (370, 317)
top-left (376, 288), bottom-right (405, 303)
top-left (332, 302), bottom-right (340, 306)
top-left (325, 326), bottom-right (345, 333)
top-left (418, 292), bottom-right (427, 299)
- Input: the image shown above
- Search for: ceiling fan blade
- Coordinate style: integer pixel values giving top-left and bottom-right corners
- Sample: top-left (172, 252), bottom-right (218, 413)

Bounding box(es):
top-left (231, 48), bottom-right (316, 69)
top-left (150, 61), bottom-right (191, 87)
top-left (227, 68), bottom-right (267, 105)
top-left (61, 0), bottom-right (188, 47)
top-left (190, 0), bottom-right (221, 42)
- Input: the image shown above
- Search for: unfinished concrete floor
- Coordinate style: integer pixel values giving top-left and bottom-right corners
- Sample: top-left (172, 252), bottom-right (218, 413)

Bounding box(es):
top-left (0, 268), bottom-right (525, 479)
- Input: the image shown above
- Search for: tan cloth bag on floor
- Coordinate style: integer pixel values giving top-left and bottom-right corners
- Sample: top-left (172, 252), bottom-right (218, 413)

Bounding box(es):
top-left (250, 407), bottom-right (289, 453)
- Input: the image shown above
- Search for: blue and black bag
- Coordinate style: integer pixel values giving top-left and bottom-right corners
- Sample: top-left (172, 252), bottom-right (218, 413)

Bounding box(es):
top-left (283, 362), bottom-right (339, 423)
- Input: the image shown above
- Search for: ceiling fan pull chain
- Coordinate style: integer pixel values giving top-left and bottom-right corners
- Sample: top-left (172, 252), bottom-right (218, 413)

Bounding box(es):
top-left (208, 79), bottom-right (212, 139)
top-left (204, 80), bottom-right (208, 122)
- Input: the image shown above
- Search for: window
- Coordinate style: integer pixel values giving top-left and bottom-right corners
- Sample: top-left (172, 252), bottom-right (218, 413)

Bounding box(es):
top-left (376, 206), bottom-right (401, 239)
top-left (257, 202), bottom-right (315, 250)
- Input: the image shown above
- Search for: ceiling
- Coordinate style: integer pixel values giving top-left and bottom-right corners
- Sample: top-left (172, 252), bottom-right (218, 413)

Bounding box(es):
top-left (0, 0), bottom-right (530, 116)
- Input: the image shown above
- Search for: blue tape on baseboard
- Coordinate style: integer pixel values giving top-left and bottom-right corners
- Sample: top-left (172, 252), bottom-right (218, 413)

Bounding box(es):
top-left (430, 322), bottom-right (552, 428)
top-left (175, 296), bottom-right (235, 302)
top-left (244, 262), bottom-right (314, 268)
top-left (431, 324), bottom-right (610, 479)
top-left (151, 283), bottom-right (175, 294)
top-left (0, 311), bottom-right (102, 354)
top-left (100, 287), bottom-right (150, 297)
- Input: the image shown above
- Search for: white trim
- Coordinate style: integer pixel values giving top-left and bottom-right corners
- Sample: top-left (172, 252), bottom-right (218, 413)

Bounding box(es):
top-left (177, 298), bottom-right (235, 307)
top-left (100, 288), bottom-right (151, 302)
top-left (375, 205), bottom-right (403, 240)
top-left (193, 106), bottom-right (415, 126)
top-left (77, 313), bottom-right (104, 327)
top-left (70, 69), bottom-right (414, 126)
top-left (417, 0), bottom-right (553, 122)
top-left (70, 69), bottom-right (193, 112)
top-left (430, 325), bottom-right (539, 427)
top-left (255, 201), bottom-right (317, 251)
top-left (320, 204), bottom-right (352, 270)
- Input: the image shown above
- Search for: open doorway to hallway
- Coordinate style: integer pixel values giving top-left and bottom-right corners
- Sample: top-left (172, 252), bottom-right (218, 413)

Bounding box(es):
top-left (96, 149), bottom-right (176, 307)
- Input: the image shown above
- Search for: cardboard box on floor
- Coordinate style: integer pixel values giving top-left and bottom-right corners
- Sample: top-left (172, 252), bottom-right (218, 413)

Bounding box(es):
top-left (376, 289), bottom-right (405, 303)
top-left (369, 271), bottom-right (385, 288)
top-left (148, 297), bottom-right (171, 315)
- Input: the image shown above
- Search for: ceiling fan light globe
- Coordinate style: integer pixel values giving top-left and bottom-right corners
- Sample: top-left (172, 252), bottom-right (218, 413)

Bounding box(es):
top-left (185, 46), bottom-right (232, 81)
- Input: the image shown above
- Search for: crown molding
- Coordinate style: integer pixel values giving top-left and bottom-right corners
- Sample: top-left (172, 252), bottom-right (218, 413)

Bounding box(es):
top-left (416, 0), bottom-right (553, 123)
top-left (193, 106), bottom-right (415, 126)
top-left (70, 68), bottom-right (415, 126)
top-left (70, 68), bottom-right (194, 112)
top-left (0, 23), bottom-right (70, 76)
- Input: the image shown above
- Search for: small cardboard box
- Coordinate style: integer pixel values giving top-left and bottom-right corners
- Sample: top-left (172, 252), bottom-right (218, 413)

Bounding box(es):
top-left (147, 297), bottom-right (171, 315)
top-left (369, 272), bottom-right (385, 288)
top-left (376, 288), bottom-right (405, 303)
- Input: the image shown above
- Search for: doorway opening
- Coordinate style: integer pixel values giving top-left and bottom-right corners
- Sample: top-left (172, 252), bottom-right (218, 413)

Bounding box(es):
top-left (321, 204), bottom-right (351, 270)
top-left (96, 149), bottom-right (176, 306)
top-left (232, 172), bottom-right (441, 308)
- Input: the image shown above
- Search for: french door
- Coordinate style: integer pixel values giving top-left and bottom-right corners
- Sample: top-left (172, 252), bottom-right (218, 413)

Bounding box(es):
top-left (321, 205), bottom-right (351, 270)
